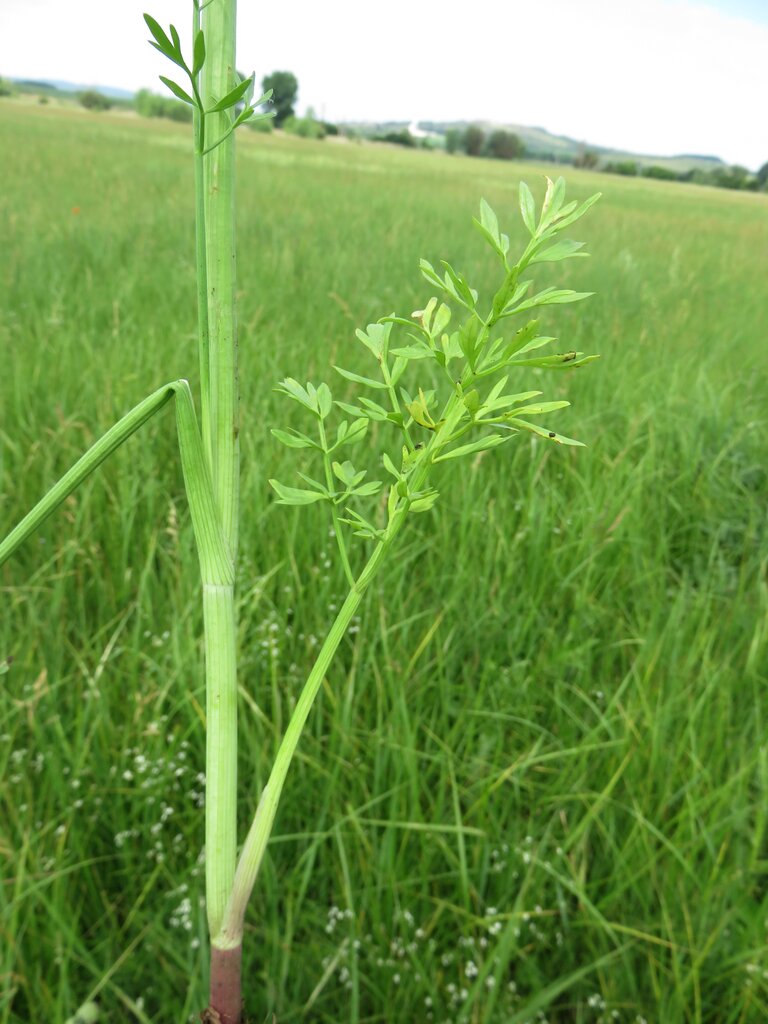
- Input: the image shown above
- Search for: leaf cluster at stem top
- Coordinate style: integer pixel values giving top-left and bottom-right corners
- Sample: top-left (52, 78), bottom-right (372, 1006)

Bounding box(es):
top-left (143, 11), bottom-right (275, 151)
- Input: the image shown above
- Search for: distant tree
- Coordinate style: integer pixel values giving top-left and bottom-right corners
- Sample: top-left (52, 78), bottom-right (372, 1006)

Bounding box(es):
top-left (712, 164), bottom-right (755, 190)
top-left (642, 165), bottom-right (679, 181)
top-left (135, 88), bottom-right (193, 123)
top-left (283, 107), bottom-right (326, 140)
top-left (444, 128), bottom-right (461, 154)
top-left (0, 77), bottom-right (13, 98)
top-left (487, 129), bottom-right (523, 161)
top-left (573, 147), bottom-right (598, 169)
top-left (135, 88), bottom-right (165, 118)
top-left (757, 161), bottom-right (768, 190)
top-left (374, 129), bottom-right (415, 148)
top-left (604, 160), bottom-right (639, 176)
top-left (79, 89), bottom-right (111, 111)
top-left (463, 125), bottom-right (484, 157)
top-left (261, 71), bottom-right (298, 126)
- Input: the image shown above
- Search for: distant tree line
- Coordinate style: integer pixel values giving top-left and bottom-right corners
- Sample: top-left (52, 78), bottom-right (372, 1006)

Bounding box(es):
top-left (444, 125), bottom-right (524, 161)
top-left (601, 158), bottom-right (765, 191)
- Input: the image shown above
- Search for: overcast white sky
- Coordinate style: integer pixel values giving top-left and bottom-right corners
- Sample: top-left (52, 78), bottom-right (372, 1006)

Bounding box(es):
top-left (1, 0), bottom-right (766, 169)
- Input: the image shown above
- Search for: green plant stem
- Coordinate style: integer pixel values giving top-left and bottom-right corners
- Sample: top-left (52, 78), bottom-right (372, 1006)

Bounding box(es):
top-left (199, 0), bottom-right (240, 954)
top-left (203, 582), bottom-right (238, 936)
top-left (318, 418), bottom-right (355, 587)
top-left (192, 2), bottom-right (211, 472)
top-left (381, 360), bottom-right (414, 450)
top-left (202, 0), bottom-right (239, 552)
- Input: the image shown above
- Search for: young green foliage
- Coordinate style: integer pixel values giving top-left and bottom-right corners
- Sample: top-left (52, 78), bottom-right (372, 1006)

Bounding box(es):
top-left (143, 11), bottom-right (274, 155)
top-left (270, 177), bottom-right (601, 573)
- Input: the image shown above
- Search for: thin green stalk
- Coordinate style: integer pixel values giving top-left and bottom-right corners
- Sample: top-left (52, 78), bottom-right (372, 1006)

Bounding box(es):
top-left (318, 418), bottom-right (355, 588)
top-left (216, 535), bottom-right (392, 946)
top-left (0, 380), bottom-right (231, 587)
top-left (381, 360), bottom-right (414, 451)
top-left (217, 390), bottom-right (466, 944)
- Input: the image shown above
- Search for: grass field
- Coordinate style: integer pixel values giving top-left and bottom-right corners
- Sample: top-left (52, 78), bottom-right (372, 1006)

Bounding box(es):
top-left (1, 101), bottom-right (767, 1023)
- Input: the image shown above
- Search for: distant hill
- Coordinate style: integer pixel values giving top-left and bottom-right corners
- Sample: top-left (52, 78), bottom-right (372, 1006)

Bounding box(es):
top-left (3, 80), bottom-right (730, 172)
top-left (348, 119), bottom-right (727, 173)
top-left (10, 78), bottom-right (134, 101)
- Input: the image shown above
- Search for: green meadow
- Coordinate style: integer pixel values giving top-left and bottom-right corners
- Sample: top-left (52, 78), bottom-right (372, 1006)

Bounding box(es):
top-left (1, 101), bottom-right (767, 1023)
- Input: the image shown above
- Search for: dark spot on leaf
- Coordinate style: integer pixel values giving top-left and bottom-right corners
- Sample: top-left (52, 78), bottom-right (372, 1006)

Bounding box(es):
top-left (548, 431), bottom-right (556, 438)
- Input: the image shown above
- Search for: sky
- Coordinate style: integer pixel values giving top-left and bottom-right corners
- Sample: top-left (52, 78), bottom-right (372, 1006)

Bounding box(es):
top-left (1, 0), bottom-right (766, 170)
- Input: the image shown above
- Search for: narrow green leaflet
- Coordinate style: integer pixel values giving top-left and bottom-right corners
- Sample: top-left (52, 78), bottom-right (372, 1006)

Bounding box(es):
top-left (159, 76), bottom-right (195, 105)
top-left (511, 288), bottom-right (594, 314)
top-left (419, 258), bottom-right (444, 291)
top-left (192, 29), bottom-right (206, 75)
top-left (208, 74), bottom-right (254, 112)
top-left (334, 366), bottom-right (388, 389)
top-left (508, 418), bottom-right (585, 447)
top-left (316, 383), bottom-right (333, 420)
top-left (144, 14), bottom-right (185, 67)
top-left (553, 192), bottom-right (602, 230)
top-left (352, 480), bottom-right (383, 497)
top-left (509, 401), bottom-right (571, 416)
top-left (332, 460), bottom-right (365, 487)
top-left (338, 508), bottom-right (385, 540)
top-left (270, 427), bottom-right (318, 450)
top-left (409, 489), bottom-right (440, 513)
top-left (390, 345), bottom-right (433, 360)
top-left (529, 239), bottom-right (587, 264)
top-left (474, 199), bottom-right (508, 258)
top-left (275, 378), bottom-right (320, 414)
top-left (332, 418), bottom-right (368, 450)
top-left (269, 480), bottom-right (326, 505)
top-left (519, 182), bottom-right (537, 235)
top-left (433, 434), bottom-right (512, 462)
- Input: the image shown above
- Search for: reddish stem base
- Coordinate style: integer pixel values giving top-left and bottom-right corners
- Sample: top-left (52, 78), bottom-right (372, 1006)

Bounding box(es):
top-left (203, 943), bottom-right (243, 1024)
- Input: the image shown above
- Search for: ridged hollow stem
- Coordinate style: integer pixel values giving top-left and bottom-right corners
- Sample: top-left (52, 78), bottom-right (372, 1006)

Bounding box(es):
top-left (199, 0), bottom-right (240, 960)
top-left (192, 1), bottom-right (211, 472)
top-left (203, 583), bottom-right (238, 937)
top-left (201, 0), bottom-right (239, 553)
